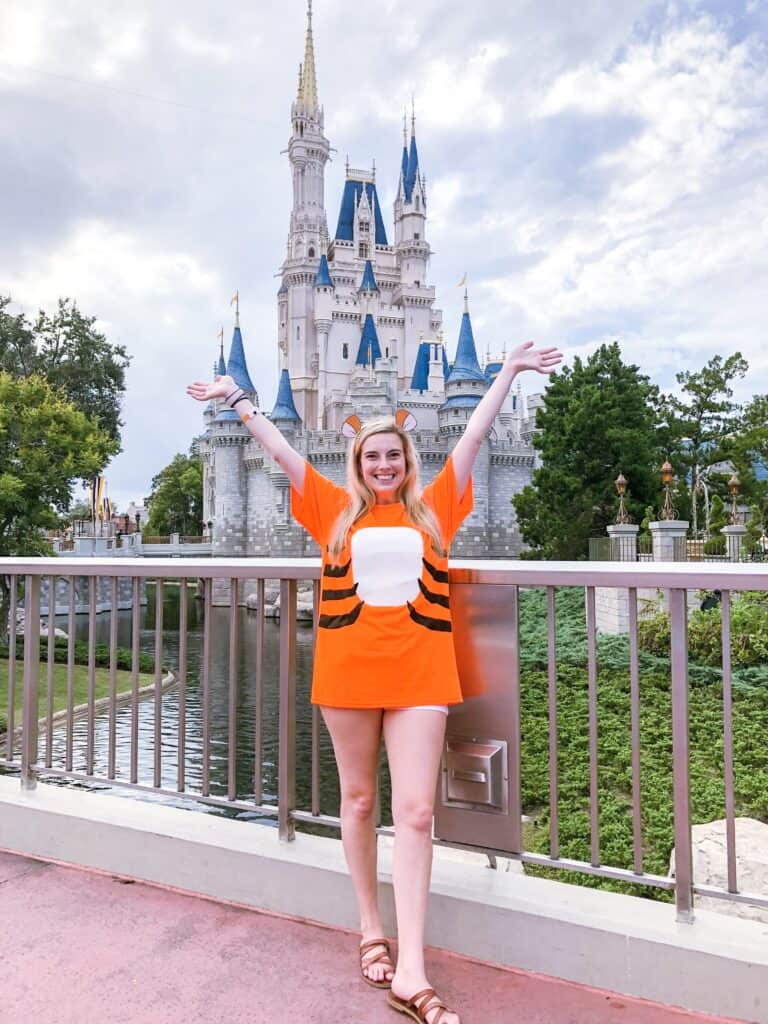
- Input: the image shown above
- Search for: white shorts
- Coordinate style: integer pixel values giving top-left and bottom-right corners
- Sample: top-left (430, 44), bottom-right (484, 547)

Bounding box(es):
top-left (405, 705), bottom-right (449, 715)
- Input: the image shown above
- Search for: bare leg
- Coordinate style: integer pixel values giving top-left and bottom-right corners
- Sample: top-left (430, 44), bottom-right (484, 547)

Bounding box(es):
top-left (384, 708), bottom-right (459, 1023)
top-left (321, 706), bottom-right (393, 985)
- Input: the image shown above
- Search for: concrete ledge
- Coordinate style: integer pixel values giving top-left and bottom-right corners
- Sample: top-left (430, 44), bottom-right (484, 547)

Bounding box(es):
top-left (0, 776), bottom-right (765, 1023)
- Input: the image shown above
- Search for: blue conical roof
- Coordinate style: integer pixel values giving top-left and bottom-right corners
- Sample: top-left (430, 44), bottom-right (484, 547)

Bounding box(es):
top-left (226, 325), bottom-right (256, 392)
top-left (410, 341), bottom-right (430, 393)
top-left (216, 349), bottom-right (227, 377)
top-left (446, 312), bottom-right (485, 384)
top-left (443, 346), bottom-right (450, 379)
top-left (358, 260), bottom-right (378, 292)
top-left (400, 143), bottom-right (408, 194)
top-left (355, 313), bottom-right (382, 366)
top-left (315, 254), bottom-right (334, 288)
top-left (404, 134), bottom-right (419, 202)
top-left (277, 279), bottom-right (288, 296)
top-left (335, 180), bottom-right (388, 245)
top-left (270, 369), bottom-right (301, 422)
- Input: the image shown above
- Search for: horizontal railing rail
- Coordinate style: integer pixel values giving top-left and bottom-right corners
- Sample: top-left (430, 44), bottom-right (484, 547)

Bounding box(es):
top-left (2, 556), bottom-right (767, 924)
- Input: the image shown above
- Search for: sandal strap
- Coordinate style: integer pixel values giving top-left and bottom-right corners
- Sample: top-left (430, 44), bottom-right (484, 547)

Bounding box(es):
top-left (363, 949), bottom-right (394, 968)
top-left (411, 988), bottom-right (450, 1023)
top-left (360, 938), bottom-right (391, 956)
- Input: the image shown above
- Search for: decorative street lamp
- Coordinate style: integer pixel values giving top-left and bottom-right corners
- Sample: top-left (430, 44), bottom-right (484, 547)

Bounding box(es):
top-left (728, 472), bottom-right (741, 525)
top-left (614, 472), bottom-right (632, 524)
top-left (660, 460), bottom-right (677, 520)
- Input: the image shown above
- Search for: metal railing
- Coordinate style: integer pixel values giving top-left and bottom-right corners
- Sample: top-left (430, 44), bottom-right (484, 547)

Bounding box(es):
top-left (2, 556), bottom-right (768, 924)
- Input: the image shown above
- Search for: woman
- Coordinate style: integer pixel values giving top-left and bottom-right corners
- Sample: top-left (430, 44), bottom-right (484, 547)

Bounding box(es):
top-left (188, 339), bottom-right (561, 1023)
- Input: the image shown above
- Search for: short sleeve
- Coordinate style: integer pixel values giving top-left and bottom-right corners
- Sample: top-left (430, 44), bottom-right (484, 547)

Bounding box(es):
top-left (291, 461), bottom-right (349, 546)
top-left (422, 454), bottom-right (474, 547)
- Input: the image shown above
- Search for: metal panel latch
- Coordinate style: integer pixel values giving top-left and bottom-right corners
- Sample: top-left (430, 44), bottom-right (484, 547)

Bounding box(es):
top-left (442, 738), bottom-right (508, 813)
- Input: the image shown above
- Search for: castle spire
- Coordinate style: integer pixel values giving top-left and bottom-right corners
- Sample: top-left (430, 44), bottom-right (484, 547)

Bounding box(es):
top-left (404, 100), bottom-right (420, 202)
top-left (226, 300), bottom-right (256, 394)
top-left (297, 0), bottom-right (319, 117)
top-left (447, 292), bottom-right (485, 383)
top-left (217, 327), bottom-right (226, 377)
top-left (271, 368), bottom-right (301, 423)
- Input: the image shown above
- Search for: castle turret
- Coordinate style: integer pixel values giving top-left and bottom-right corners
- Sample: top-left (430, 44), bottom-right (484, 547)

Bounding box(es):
top-left (283, 0), bottom-right (331, 425)
top-left (355, 312), bottom-right (382, 367)
top-left (314, 254), bottom-right (334, 428)
top-left (439, 290), bottom-right (489, 433)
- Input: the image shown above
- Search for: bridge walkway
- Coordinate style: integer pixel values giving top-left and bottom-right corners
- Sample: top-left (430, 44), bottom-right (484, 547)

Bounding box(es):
top-left (0, 850), bottom-right (737, 1024)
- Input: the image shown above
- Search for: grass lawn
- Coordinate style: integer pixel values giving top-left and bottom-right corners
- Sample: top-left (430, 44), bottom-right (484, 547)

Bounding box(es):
top-left (0, 659), bottom-right (156, 733)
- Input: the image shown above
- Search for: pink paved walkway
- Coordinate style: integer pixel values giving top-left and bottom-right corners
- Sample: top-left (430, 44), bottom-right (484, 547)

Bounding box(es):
top-left (0, 850), bottom-right (742, 1024)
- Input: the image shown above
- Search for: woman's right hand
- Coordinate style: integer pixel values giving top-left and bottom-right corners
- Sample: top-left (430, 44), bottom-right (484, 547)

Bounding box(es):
top-left (186, 375), bottom-right (236, 403)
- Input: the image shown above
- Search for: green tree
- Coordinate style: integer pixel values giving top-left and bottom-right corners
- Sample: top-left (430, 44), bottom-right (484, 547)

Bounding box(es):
top-left (513, 343), bottom-right (661, 559)
top-left (659, 353), bottom-right (749, 536)
top-left (0, 296), bottom-right (130, 447)
top-left (144, 452), bottom-right (203, 536)
top-left (0, 372), bottom-right (117, 634)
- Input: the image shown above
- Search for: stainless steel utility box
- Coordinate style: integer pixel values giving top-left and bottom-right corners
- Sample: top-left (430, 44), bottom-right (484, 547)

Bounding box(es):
top-left (434, 583), bottom-right (521, 853)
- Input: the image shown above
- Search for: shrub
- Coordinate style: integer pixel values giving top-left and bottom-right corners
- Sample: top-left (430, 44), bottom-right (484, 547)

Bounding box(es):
top-left (638, 592), bottom-right (768, 669)
top-left (0, 638), bottom-right (158, 675)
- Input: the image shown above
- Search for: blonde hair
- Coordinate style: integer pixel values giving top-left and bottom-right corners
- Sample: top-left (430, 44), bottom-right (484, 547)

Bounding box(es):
top-left (329, 416), bottom-right (445, 556)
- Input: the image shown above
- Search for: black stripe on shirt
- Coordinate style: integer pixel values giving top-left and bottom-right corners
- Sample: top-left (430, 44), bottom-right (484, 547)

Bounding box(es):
top-left (322, 584), bottom-right (359, 601)
top-left (407, 602), bottom-right (452, 632)
top-left (323, 559), bottom-right (351, 578)
top-left (318, 602), bottom-right (364, 629)
top-left (418, 578), bottom-right (450, 608)
top-left (422, 558), bottom-right (449, 584)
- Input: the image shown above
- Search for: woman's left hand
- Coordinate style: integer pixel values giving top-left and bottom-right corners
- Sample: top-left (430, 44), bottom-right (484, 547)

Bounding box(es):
top-left (505, 341), bottom-right (562, 375)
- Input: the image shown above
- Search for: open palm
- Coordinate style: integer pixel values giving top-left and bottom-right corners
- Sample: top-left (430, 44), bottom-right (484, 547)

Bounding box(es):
top-left (186, 375), bottom-right (236, 403)
top-left (506, 342), bottom-right (562, 375)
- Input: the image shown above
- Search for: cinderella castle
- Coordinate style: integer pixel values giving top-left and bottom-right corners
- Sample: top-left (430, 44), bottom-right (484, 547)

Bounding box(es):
top-left (198, 2), bottom-right (541, 566)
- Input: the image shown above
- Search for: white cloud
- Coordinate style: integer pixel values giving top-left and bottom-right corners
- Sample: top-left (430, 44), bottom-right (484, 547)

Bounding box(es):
top-left (470, 11), bottom-right (768, 397)
top-left (172, 27), bottom-right (235, 64)
top-left (90, 19), bottom-right (146, 80)
top-left (8, 220), bottom-right (220, 312)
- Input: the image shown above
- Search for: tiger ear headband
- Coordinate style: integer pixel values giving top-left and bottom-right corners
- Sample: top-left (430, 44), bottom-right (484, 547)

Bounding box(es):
top-left (341, 409), bottom-right (417, 439)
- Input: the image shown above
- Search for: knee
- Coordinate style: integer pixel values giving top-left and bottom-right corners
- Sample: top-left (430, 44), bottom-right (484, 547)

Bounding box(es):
top-left (341, 788), bottom-right (377, 823)
top-left (393, 800), bottom-right (434, 835)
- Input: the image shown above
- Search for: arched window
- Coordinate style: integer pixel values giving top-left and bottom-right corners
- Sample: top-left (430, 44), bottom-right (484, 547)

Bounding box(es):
top-left (342, 343), bottom-right (349, 359)
top-left (308, 246), bottom-right (315, 258)
top-left (296, 325), bottom-right (300, 340)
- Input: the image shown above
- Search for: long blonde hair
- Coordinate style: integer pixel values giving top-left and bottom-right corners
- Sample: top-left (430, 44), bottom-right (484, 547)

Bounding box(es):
top-left (328, 417), bottom-right (445, 556)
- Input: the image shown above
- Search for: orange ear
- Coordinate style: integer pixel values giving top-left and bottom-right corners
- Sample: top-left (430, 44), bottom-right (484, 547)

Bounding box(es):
top-left (341, 415), bottom-right (362, 438)
top-left (395, 408), bottom-right (417, 432)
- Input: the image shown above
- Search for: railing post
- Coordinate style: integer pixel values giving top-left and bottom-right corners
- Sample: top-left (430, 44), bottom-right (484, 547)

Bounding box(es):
top-left (669, 587), bottom-right (694, 921)
top-left (278, 578), bottom-right (297, 841)
top-left (21, 574), bottom-right (41, 790)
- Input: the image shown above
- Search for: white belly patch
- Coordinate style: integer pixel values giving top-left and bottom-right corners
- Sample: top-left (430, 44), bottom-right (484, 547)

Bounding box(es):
top-left (351, 527), bottom-right (422, 606)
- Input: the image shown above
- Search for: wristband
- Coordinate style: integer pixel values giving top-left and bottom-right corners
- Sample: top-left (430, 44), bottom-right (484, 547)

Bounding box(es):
top-left (224, 387), bottom-right (246, 408)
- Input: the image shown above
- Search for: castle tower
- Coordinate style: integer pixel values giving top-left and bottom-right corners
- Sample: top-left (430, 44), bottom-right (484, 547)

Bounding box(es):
top-left (283, 0), bottom-right (330, 425)
top-left (393, 109), bottom-right (433, 392)
top-left (439, 291), bottom-right (490, 548)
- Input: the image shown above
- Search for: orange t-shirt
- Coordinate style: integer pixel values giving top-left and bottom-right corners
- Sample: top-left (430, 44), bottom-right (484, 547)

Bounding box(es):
top-left (291, 456), bottom-right (473, 708)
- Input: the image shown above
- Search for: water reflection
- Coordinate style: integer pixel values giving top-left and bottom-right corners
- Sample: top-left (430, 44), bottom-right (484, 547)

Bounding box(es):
top-left (50, 582), bottom-right (347, 822)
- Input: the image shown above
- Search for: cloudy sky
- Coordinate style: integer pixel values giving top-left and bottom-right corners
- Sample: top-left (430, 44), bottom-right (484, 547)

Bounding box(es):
top-left (2, 0), bottom-right (767, 512)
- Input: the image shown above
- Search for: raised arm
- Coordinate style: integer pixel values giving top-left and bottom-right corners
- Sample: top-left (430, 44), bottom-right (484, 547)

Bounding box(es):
top-left (450, 342), bottom-right (562, 498)
top-left (187, 375), bottom-right (307, 495)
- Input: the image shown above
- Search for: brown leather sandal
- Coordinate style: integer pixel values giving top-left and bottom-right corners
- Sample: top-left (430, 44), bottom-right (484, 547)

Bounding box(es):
top-left (388, 987), bottom-right (457, 1023)
top-left (359, 938), bottom-right (395, 989)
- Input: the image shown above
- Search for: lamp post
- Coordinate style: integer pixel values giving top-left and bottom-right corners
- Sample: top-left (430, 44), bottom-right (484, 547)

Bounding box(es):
top-left (728, 473), bottom-right (741, 526)
top-left (615, 472), bottom-right (631, 524)
top-left (660, 460), bottom-right (677, 521)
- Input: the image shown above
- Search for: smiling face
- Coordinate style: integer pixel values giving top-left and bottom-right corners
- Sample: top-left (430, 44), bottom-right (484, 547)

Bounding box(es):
top-left (359, 431), bottom-right (407, 504)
